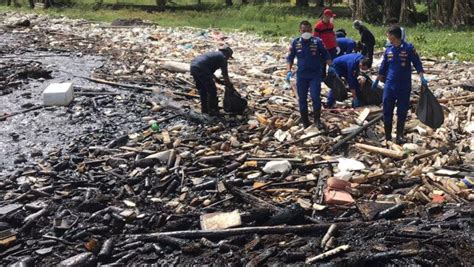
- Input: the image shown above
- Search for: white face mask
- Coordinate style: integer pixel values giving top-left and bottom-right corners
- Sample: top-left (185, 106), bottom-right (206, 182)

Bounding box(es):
top-left (301, 32), bottom-right (312, 40)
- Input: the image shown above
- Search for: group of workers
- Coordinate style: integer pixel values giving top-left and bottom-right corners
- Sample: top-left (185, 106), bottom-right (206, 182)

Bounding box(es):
top-left (190, 8), bottom-right (428, 145)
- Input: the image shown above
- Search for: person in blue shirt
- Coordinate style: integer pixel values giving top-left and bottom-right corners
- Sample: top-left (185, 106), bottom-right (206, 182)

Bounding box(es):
top-left (190, 45), bottom-right (233, 116)
top-left (287, 20), bottom-right (331, 129)
top-left (327, 54), bottom-right (371, 108)
top-left (336, 37), bottom-right (357, 57)
top-left (335, 28), bottom-right (346, 38)
top-left (372, 26), bottom-right (427, 144)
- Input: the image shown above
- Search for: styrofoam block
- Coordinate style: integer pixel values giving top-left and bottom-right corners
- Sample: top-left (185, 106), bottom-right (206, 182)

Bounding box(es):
top-left (42, 83), bottom-right (74, 106)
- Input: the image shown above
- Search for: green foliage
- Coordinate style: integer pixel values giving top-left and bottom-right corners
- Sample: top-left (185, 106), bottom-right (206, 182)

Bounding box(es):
top-left (0, 3), bottom-right (472, 61)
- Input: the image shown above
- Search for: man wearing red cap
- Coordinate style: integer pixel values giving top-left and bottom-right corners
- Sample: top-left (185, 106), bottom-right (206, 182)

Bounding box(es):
top-left (313, 8), bottom-right (339, 79)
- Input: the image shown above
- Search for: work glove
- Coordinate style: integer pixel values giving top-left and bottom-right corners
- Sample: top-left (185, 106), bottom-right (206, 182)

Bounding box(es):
top-left (286, 71), bottom-right (292, 82)
top-left (328, 66), bottom-right (336, 75)
top-left (420, 76), bottom-right (428, 86)
top-left (352, 98), bottom-right (360, 108)
top-left (371, 80), bottom-right (379, 91)
top-left (336, 46), bottom-right (341, 55)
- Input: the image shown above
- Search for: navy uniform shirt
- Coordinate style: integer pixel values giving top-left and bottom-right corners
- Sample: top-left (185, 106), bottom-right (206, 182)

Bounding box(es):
top-left (190, 51), bottom-right (228, 77)
top-left (287, 37), bottom-right (330, 79)
top-left (333, 53), bottom-right (364, 91)
top-left (336, 37), bottom-right (356, 55)
top-left (379, 41), bottom-right (423, 90)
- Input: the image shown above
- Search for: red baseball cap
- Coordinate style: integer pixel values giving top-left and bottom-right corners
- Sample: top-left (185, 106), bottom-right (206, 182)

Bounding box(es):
top-left (323, 9), bottom-right (336, 17)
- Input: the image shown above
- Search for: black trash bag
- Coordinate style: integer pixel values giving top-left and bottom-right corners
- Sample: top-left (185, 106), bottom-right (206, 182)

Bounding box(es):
top-left (416, 85), bottom-right (444, 129)
top-left (359, 74), bottom-right (383, 106)
top-left (324, 72), bottom-right (347, 102)
top-left (223, 85), bottom-right (247, 115)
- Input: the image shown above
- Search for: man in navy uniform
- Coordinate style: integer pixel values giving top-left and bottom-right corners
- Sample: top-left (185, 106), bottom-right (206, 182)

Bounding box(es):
top-left (372, 26), bottom-right (427, 144)
top-left (327, 53), bottom-right (371, 108)
top-left (336, 36), bottom-right (357, 57)
top-left (286, 20), bottom-right (331, 129)
top-left (190, 45), bottom-right (233, 116)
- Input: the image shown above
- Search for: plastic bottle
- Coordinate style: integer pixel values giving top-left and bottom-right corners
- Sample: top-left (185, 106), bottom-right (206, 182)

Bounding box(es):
top-left (151, 122), bottom-right (160, 132)
top-left (457, 177), bottom-right (473, 189)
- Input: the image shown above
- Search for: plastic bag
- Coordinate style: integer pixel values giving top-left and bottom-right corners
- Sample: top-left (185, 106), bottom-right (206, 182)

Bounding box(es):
top-left (324, 72), bottom-right (347, 102)
top-left (416, 85), bottom-right (444, 129)
top-left (223, 85), bottom-right (247, 114)
top-left (359, 74), bottom-right (383, 106)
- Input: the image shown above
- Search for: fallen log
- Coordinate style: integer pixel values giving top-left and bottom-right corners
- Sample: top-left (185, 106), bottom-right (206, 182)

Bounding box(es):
top-left (331, 113), bottom-right (383, 154)
top-left (354, 143), bottom-right (406, 159)
top-left (126, 223), bottom-right (333, 240)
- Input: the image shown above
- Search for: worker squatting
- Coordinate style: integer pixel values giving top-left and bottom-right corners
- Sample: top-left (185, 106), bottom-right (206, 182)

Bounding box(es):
top-left (190, 9), bottom-right (428, 145)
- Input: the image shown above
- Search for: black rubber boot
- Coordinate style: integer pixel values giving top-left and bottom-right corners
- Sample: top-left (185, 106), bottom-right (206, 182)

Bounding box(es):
top-left (384, 122), bottom-right (392, 142)
top-left (396, 120), bottom-right (406, 145)
top-left (207, 93), bottom-right (220, 117)
top-left (300, 110), bottom-right (310, 128)
top-left (201, 103), bottom-right (209, 114)
top-left (314, 108), bottom-right (326, 130)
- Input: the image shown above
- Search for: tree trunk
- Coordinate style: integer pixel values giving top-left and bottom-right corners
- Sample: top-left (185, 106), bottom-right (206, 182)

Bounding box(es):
top-left (353, 0), bottom-right (382, 23)
top-left (383, 0), bottom-right (401, 23)
top-left (226, 0), bottom-right (233, 6)
top-left (155, 0), bottom-right (166, 11)
top-left (297, 0), bottom-right (309, 7)
top-left (350, 0), bottom-right (357, 20)
top-left (28, 0), bottom-right (34, 8)
top-left (451, 0), bottom-right (471, 27)
top-left (435, 0), bottom-right (453, 26)
top-left (317, 0), bottom-right (324, 7)
top-left (44, 0), bottom-right (52, 9)
top-left (399, 0), bottom-right (416, 25)
top-left (242, 0), bottom-right (248, 4)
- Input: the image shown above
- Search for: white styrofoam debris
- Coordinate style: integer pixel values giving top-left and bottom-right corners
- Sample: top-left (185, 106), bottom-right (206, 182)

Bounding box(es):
top-left (42, 83), bottom-right (74, 106)
top-left (337, 158), bottom-right (365, 172)
top-left (262, 160), bottom-right (292, 174)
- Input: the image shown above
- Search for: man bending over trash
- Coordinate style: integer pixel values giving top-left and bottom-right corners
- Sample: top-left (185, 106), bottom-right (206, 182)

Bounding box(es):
top-left (287, 20), bottom-right (331, 129)
top-left (372, 26), bottom-right (427, 144)
top-left (327, 54), bottom-right (371, 108)
top-left (190, 45), bottom-right (233, 116)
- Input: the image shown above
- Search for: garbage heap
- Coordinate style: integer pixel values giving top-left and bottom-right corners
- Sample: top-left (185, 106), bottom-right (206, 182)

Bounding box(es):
top-left (1, 12), bottom-right (473, 266)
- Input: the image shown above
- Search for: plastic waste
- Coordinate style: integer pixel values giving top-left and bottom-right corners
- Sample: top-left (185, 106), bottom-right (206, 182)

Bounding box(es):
top-left (337, 158), bottom-right (365, 172)
top-left (262, 160), bottom-right (292, 174)
top-left (151, 122), bottom-right (160, 132)
top-left (457, 177), bottom-right (473, 189)
top-left (323, 72), bottom-right (347, 102)
top-left (416, 85), bottom-right (444, 129)
top-left (223, 85), bottom-right (247, 115)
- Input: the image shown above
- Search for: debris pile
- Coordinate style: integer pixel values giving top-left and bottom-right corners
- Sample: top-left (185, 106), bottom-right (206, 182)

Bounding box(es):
top-left (1, 12), bottom-right (473, 266)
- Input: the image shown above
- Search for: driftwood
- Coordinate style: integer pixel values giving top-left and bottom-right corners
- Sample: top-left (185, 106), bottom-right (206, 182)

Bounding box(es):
top-left (412, 149), bottom-right (439, 161)
top-left (224, 182), bottom-right (279, 211)
top-left (331, 113), bottom-right (384, 154)
top-left (204, 181), bottom-right (273, 209)
top-left (0, 105), bottom-right (43, 121)
top-left (127, 223), bottom-right (333, 240)
top-left (305, 244), bottom-right (351, 264)
top-left (276, 130), bottom-right (331, 149)
top-left (354, 143), bottom-right (406, 159)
